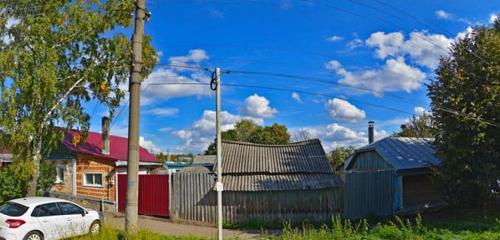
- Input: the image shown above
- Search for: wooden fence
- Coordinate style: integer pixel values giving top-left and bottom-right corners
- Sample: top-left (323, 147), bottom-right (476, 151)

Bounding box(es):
top-left (171, 172), bottom-right (216, 223)
top-left (171, 172), bottom-right (343, 224)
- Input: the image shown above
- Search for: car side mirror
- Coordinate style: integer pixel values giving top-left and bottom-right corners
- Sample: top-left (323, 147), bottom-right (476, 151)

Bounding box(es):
top-left (81, 210), bottom-right (88, 217)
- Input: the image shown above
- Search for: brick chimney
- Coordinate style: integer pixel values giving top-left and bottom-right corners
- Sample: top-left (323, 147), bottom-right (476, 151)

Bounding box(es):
top-left (102, 117), bottom-right (110, 155)
top-left (368, 121), bottom-right (375, 144)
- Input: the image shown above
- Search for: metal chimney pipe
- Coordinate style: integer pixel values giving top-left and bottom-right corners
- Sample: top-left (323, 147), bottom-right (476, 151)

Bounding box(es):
top-left (102, 117), bottom-right (110, 155)
top-left (368, 121), bottom-right (375, 144)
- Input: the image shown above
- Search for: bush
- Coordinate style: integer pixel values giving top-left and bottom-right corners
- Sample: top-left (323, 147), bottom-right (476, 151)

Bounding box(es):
top-left (0, 160), bottom-right (56, 205)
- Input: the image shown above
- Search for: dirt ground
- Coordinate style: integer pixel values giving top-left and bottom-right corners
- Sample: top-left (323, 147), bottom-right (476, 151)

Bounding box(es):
top-left (104, 213), bottom-right (262, 239)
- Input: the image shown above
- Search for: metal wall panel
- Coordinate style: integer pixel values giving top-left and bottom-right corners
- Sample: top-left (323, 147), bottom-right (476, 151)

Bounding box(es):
top-left (343, 170), bottom-right (395, 219)
top-left (118, 174), bottom-right (169, 217)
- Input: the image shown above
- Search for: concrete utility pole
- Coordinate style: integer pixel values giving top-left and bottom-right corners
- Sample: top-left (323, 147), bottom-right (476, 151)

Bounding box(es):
top-left (126, 0), bottom-right (146, 233)
top-left (214, 67), bottom-right (223, 240)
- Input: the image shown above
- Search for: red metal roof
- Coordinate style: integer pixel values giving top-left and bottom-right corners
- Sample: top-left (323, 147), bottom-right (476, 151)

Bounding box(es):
top-left (62, 131), bottom-right (158, 163)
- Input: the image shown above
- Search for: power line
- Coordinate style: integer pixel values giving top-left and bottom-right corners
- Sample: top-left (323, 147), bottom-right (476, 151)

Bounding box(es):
top-left (298, 0), bottom-right (492, 66)
top-left (224, 68), bottom-right (426, 103)
top-left (223, 82), bottom-right (415, 115)
top-left (146, 81), bottom-right (500, 128)
top-left (369, 0), bottom-right (456, 36)
top-left (347, 0), bottom-right (491, 65)
top-left (225, 82), bottom-right (500, 128)
top-left (153, 63), bottom-right (427, 104)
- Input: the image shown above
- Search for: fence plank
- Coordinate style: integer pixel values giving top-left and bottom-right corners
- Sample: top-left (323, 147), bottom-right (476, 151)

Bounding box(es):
top-left (171, 172), bottom-right (342, 224)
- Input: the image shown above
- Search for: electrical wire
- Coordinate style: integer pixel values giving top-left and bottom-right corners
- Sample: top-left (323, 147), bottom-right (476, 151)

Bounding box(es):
top-left (226, 68), bottom-right (429, 98)
top-left (224, 82), bottom-right (500, 128)
top-left (145, 65), bottom-right (499, 127)
top-left (363, 0), bottom-right (493, 66)
top-left (154, 63), bottom-right (427, 104)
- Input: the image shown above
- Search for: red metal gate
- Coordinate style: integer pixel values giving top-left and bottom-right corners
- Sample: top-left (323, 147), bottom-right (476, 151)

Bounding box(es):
top-left (118, 174), bottom-right (169, 217)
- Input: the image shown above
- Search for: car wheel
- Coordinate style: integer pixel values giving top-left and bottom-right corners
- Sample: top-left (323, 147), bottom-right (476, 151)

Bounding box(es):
top-left (89, 220), bottom-right (101, 235)
top-left (23, 231), bottom-right (44, 240)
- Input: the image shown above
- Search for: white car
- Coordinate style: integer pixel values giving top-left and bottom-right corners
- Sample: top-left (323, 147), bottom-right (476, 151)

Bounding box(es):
top-left (0, 197), bottom-right (102, 240)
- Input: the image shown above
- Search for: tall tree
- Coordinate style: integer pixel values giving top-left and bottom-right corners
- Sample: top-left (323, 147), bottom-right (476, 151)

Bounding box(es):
top-left (204, 120), bottom-right (291, 155)
top-left (328, 146), bottom-right (355, 171)
top-left (428, 20), bottom-right (500, 206)
top-left (394, 112), bottom-right (435, 138)
top-left (0, 1), bottom-right (157, 196)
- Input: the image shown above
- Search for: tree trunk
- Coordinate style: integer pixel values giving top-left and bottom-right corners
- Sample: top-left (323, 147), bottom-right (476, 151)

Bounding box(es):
top-left (26, 137), bottom-right (42, 197)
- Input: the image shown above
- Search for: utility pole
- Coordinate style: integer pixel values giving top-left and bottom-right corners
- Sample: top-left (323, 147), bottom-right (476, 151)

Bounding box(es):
top-left (126, 0), bottom-right (146, 233)
top-left (214, 67), bottom-right (223, 240)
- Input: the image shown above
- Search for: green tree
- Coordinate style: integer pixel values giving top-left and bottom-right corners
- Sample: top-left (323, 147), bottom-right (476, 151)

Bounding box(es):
top-left (0, 0), bottom-right (157, 196)
top-left (428, 20), bottom-right (500, 206)
top-left (394, 112), bottom-right (435, 138)
top-left (204, 120), bottom-right (291, 155)
top-left (328, 146), bottom-right (355, 171)
top-left (37, 160), bottom-right (56, 196)
top-left (155, 152), bottom-right (169, 163)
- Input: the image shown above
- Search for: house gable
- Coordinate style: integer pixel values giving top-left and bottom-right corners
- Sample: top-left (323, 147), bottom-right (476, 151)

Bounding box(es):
top-left (346, 151), bottom-right (393, 171)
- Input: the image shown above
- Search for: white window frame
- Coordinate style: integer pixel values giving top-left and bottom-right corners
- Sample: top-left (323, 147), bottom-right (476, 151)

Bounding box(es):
top-left (83, 173), bottom-right (104, 187)
top-left (55, 164), bottom-right (65, 184)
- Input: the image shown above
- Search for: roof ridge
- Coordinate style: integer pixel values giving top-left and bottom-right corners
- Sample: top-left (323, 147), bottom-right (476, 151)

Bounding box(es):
top-left (221, 138), bottom-right (321, 147)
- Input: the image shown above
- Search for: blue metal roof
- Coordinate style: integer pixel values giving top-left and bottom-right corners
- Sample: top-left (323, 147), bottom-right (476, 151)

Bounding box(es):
top-left (164, 161), bottom-right (214, 169)
top-left (347, 137), bottom-right (441, 171)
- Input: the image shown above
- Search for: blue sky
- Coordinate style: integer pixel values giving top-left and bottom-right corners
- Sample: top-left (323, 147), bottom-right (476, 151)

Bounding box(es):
top-left (87, 0), bottom-right (499, 154)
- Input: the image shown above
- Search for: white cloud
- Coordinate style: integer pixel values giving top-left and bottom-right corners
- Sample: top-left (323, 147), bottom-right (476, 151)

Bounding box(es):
top-left (173, 110), bottom-right (263, 152)
top-left (241, 94), bottom-right (277, 118)
top-left (347, 38), bottom-right (363, 49)
top-left (435, 10), bottom-right (451, 20)
top-left (326, 57), bottom-right (426, 94)
top-left (139, 49), bottom-right (212, 104)
top-left (456, 26), bottom-right (473, 40)
top-left (414, 106), bottom-right (426, 115)
top-left (366, 32), bottom-right (405, 59)
top-left (326, 35), bottom-right (343, 42)
top-left (140, 136), bottom-right (161, 153)
top-left (366, 31), bottom-right (452, 69)
top-left (168, 49), bottom-right (209, 67)
top-left (291, 92), bottom-right (303, 103)
top-left (434, 10), bottom-right (472, 25)
top-left (159, 127), bottom-right (172, 133)
top-left (325, 98), bottom-right (366, 122)
top-left (145, 107), bottom-right (179, 117)
top-left (490, 14), bottom-right (499, 24)
top-left (292, 123), bottom-right (388, 152)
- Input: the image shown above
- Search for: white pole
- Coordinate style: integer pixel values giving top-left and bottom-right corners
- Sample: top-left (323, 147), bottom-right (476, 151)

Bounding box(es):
top-left (215, 67), bottom-right (223, 240)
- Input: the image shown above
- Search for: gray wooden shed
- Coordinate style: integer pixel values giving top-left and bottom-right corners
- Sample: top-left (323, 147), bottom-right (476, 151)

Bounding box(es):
top-left (342, 137), bottom-right (444, 219)
top-left (171, 139), bottom-right (343, 224)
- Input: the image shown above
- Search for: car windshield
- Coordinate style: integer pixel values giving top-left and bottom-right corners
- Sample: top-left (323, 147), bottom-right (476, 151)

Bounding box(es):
top-left (0, 202), bottom-right (29, 217)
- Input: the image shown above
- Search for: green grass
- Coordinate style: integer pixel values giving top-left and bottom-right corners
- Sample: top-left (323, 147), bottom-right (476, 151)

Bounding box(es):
top-left (265, 206), bottom-right (500, 240)
top-left (73, 206), bottom-right (500, 240)
top-left (70, 226), bottom-right (208, 240)
top-left (267, 215), bottom-right (500, 240)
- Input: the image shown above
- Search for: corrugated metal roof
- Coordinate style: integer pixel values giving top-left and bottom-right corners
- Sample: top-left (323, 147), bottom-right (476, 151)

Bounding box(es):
top-left (219, 139), bottom-right (333, 174)
top-left (217, 139), bottom-right (342, 191)
top-left (223, 173), bottom-right (343, 191)
top-left (193, 155), bottom-right (216, 164)
top-left (61, 131), bottom-right (158, 163)
top-left (348, 137), bottom-right (441, 171)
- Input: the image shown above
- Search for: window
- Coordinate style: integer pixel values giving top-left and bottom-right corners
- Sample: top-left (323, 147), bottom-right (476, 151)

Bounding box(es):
top-left (83, 173), bottom-right (103, 187)
top-left (55, 164), bottom-right (65, 183)
top-left (31, 203), bottom-right (62, 217)
top-left (58, 202), bottom-right (84, 215)
top-left (0, 202), bottom-right (29, 217)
